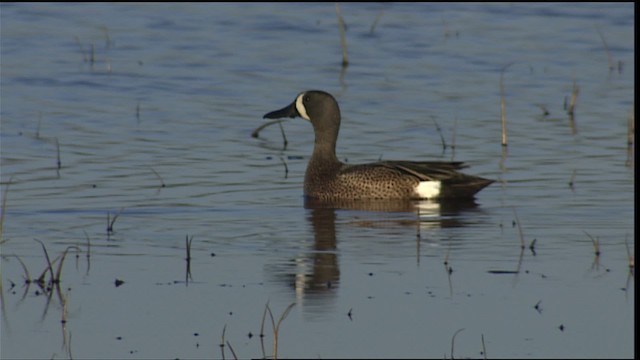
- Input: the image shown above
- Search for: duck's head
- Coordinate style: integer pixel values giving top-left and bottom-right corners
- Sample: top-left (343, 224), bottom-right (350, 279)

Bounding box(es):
top-left (263, 90), bottom-right (341, 143)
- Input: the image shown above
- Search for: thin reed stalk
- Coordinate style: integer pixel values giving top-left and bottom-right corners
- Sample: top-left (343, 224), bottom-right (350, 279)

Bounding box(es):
top-left (107, 208), bottom-right (124, 234)
top-left (220, 324), bottom-right (227, 360)
top-left (584, 231), bottom-right (600, 256)
top-left (150, 167), bottom-right (165, 188)
top-left (279, 156), bottom-right (289, 178)
top-left (595, 25), bottom-right (615, 71)
top-left (35, 239), bottom-right (56, 284)
top-left (277, 120), bottom-right (288, 150)
top-left (628, 107), bottom-right (635, 146)
top-left (335, 3), bottom-right (349, 67)
top-left (567, 78), bottom-right (579, 116)
top-left (481, 334), bottom-right (487, 360)
top-left (55, 137), bottom-right (61, 169)
top-left (265, 302), bottom-right (296, 360)
top-left (499, 63), bottom-right (514, 147)
top-left (450, 328), bottom-right (465, 359)
top-left (251, 119), bottom-right (283, 138)
top-left (226, 341), bottom-right (238, 360)
top-left (513, 208), bottom-right (525, 249)
top-left (12, 255), bottom-right (32, 284)
top-left (369, 11), bottom-right (383, 35)
top-left (432, 117), bottom-right (447, 151)
top-left (625, 234), bottom-right (634, 271)
top-left (0, 177), bottom-right (12, 243)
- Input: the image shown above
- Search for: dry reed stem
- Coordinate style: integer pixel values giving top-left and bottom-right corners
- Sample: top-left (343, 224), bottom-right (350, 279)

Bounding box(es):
top-left (595, 25), bottom-right (615, 71)
top-left (450, 328), bottom-right (465, 359)
top-left (277, 121), bottom-right (288, 149)
top-left (625, 234), bottom-right (634, 271)
top-left (185, 235), bottom-right (193, 262)
top-left (432, 117), bottom-right (447, 151)
top-left (226, 341), bottom-right (238, 360)
top-left (279, 156), bottom-right (289, 178)
top-left (35, 239), bottom-right (56, 284)
top-left (36, 113), bottom-right (42, 139)
top-left (107, 208), bottom-right (124, 234)
top-left (12, 255), bottom-right (32, 283)
top-left (335, 3), bottom-right (349, 66)
top-left (567, 78), bottom-right (579, 115)
top-left (0, 177), bottom-right (12, 243)
top-left (369, 11), bottom-right (383, 35)
top-left (259, 301), bottom-right (269, 358)
top-left (499, 63), bottom-right (514, 147)
top-left (513, 208), bottom-right (525, 249)
top-left (265, 302), bottom-right (295, 360)
top-left (628, 107), bottom-right (635, 146)
top-left (584, 231), bottom-right (601, 256)
top-left (150, 167), bottom-right (165, 188)
top-left (220, 323), bottom-right (227, 360)
top-left (55, 246), bottom-right (80, 283)
top-left (55, 137), bottom-right (61, 169)
top-left (569, 169), bottom-right (576, 190)
top-left (481, 333), bottom-right (487, 360)
top-left (251, 119), bottom-right (283, 138)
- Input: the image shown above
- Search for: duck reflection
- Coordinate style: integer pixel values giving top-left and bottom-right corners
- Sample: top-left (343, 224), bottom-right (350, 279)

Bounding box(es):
top-left (269, 198), bottom-right (481, 317)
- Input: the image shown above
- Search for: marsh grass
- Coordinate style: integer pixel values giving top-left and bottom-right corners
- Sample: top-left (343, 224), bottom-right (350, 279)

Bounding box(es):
top-left (258, 301), bottom-right (296, 360)
top-left (34, 239), bottom-right (80, 287)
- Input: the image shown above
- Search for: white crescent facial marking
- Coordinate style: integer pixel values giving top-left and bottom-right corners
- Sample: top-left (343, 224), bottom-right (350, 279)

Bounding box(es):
top-left (295, 93), bottom-right (311, 121)
top-left (415, 180), bottom-right (441, 199)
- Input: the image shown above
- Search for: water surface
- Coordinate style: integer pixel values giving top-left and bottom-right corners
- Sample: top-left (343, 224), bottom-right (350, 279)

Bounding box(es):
top-left (1, 3), bottom-right (634, 359)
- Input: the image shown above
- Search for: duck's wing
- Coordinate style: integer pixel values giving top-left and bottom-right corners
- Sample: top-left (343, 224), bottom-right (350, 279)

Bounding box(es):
top-left (341, 160), bottom-right (494, 198)
top-left (375, 160), bottom-right (469, 181)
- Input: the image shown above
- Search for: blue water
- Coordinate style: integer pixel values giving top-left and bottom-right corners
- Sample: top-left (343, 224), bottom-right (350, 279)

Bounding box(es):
top-left (1, 3), bottom-right (634, 358)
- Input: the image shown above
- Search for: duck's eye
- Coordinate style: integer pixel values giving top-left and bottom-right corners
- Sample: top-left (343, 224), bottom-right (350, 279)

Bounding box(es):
top-left (304, 96), bottom-right (311, 102)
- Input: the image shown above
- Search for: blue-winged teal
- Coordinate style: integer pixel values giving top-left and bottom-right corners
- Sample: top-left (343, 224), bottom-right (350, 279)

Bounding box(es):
top-left (263, 90), bottom-right (494, 200)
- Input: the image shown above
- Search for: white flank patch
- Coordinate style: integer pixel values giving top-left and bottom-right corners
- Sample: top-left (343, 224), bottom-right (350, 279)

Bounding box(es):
top-left (415, 180), bottom-right (441, 199)
top-left (295, 93), bottom-right (311, 121)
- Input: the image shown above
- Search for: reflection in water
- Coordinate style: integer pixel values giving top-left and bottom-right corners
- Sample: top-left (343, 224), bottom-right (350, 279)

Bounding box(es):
top-left (267, 198), bottom-right (482, 317)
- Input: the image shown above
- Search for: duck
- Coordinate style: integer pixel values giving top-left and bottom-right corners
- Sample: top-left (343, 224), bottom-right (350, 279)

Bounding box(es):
top-left (263, 90), bottom-right (494, 200)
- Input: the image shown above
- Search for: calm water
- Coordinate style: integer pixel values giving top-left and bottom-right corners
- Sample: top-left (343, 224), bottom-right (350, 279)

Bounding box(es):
top-left (0, 3), bottom-right (634, 359)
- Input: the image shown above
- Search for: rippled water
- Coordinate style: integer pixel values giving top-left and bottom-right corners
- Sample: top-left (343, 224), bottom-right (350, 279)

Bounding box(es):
top-left (1, 3), bottom-right (634, 359)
